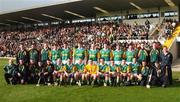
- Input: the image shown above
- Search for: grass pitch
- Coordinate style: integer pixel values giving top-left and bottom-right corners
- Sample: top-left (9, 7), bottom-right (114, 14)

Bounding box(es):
top-left (0, 59), bottom-right (180, 102)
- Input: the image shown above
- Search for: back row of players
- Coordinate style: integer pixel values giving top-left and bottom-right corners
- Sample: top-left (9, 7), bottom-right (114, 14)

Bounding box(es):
top-left (4, 42), bottom-right (173, 87)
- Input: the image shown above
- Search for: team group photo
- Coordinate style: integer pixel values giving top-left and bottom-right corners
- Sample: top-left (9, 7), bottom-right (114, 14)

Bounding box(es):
top-left (0, 0), bottom-right (180, 102)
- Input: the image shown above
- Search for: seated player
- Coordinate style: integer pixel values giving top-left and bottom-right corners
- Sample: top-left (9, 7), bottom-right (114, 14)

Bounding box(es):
top-left (67, 61), bottom-right (76, 85)
top-left (129, 58), bottom-right (140, 84)
top-left (97, 58), bottom-right (110, 86)
top-left (90, 60), bottom-right (99, 86)
top-left (109, 60), bottom-right (121, 86)
top-left (53, 59), bottom-right (62, 86)
top-left (83, 60), bottom-right (92, 85)
top-left (139, 61), bottom-right (149, 86)
top-left (44, 60), bottom-right (54, 86)
top-left (120, 59), bottom-right (131, 85)
top-left (17, 60), bottom-right (28, 84)
top-left (4, 59), bottom-right (18, 85)
top-left (74, 58), bottom-right (85, 86)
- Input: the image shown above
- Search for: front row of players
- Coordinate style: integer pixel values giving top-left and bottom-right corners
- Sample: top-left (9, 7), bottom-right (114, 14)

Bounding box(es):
top-left (4, 58), bottom-right (166, 88)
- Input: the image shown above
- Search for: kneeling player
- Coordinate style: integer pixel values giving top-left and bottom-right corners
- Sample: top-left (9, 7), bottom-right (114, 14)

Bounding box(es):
top-left (17, 60), bottom-right (28, 84)
top-left (4, 59), bottom-right (18, 85)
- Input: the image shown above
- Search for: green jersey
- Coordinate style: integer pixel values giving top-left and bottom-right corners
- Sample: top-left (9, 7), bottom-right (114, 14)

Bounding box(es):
top-left (4, 64), bottom-right (16, 75)
top-left (29, 49), bottom-right (39, 62)
top-left (75, 63), bottom-right (84, 72)
top-left (98, 64), bottom-right (109, 72)
top-left (141, 66), bottom-right (149, 76)
top-left (113, 50), bottom-right (123, 61)
top-left (126, 50), bottom-right (135, 62)
top-left (17, 50), bottom-right (27, 63)
top-left (54, 64), bottom-right (61, 71)
top-left (66, 64), bottom-right (74, 73)
top-left (100, 49), bottom-right (111, 61)
top-left (51, 50), bottom-right (60, 61)
top-left (110, 65), bottom-right (117, 72)
top-left (61, 48), bottom-right (71, 60)
top-left (120, 64), bottom-right (129, 73)
top-left (138, 49), bottom-right (148, 62)
top-left (18, 64), bottom-right (26, 73)
top-left (130, 63), bottom-right (140, 74)
top-left (74, 48), bottom-right (85, 60)
top-left (45, 64), bottom-right (54, 73)
top-left (150, 49), bottom-right (159, 63)
top-left (41, 49), bottom-right (50, 62)
top-left (88, 49), bottom-right (99, 61)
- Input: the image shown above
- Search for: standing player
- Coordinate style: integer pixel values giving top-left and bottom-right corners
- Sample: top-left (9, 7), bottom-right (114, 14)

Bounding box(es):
top-left (16, 44), bottom-right (28, 65)
top-left (61, 43), bottom-right (71, 65)
top-left (88, 43), bottom-right (99, 64)
top-left (28, 43), bottom-right (39, 83)
top-left (73, 43), bottom-right (86, 64)
top-left (112, 44), bottom-right (124, 66)
top-left (29, 43), bottom-right (39, 65)
top-left (138, 43), bottom-right (148, 63)
top-left (125, 45), bottom-right (136, 65)
top-left (150, 42), bottom-right (159, 65)
top-left (51, 44), bottom-right (60, 65)
top-left (99, 43), bottom-right (112, 65)
top-left (40, 43), bottom-right (51, 65)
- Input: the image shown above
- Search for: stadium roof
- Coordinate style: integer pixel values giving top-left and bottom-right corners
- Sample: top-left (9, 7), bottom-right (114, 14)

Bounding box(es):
top-left (0, 0), bottom-right (179, 26)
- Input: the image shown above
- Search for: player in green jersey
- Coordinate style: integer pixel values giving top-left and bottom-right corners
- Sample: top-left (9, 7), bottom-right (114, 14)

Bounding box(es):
top-left (129, 58), bottom-right (140, 84)
top-left (88, 43), bottom-right (99, 64)
top-left (97, 58), bottom-right (110, 86)
top-left (150, 43), bottom-right (159, 64)
top-left (61, 43), bottom-right (71, 65)
top-left (40, 43), bottom-right (51, 65)
top-left (113, 44), bottom-right (124, 65)
top-left (125, 45), bottom-right (136, 65)
top-left (109, 60), bottom-right (121, 86)
top-left (51, 44), bottom-right (60, 65)
top-left (138, 43), bottom-right (148, 63)
top-left (120, 59), bottom-right (131, 85)
top-left (73, 43), bottom-right (86, 64)
top-left (99, 43), bottom-right (112, 65)
top-left (74, 58), bottom-right (84, 86)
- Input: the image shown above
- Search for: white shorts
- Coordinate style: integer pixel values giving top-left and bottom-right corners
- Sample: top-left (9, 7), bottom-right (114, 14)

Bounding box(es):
top-left (104, 61), bottom-right (110, 65)
top-left (114, 61), bottom-right (121, 65)
top-left (52, 60), bottom-right (57, 65)
top-left (62, 60), bottom-right (69, 65)
top-left (126, 62), bottom-right (132, 65)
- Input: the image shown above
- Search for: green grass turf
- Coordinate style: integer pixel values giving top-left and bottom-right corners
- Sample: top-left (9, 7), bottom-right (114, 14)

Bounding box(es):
top-left (0, 59), bottom-right (180, 102)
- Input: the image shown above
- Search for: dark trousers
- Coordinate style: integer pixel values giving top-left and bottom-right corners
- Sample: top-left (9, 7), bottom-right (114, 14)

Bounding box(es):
top-left (140, 76), bottom-right (147, 86)
top-left (4, 73), bottom-right (12, 84)
top-left (161, 65), bottom-right (172, 85)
